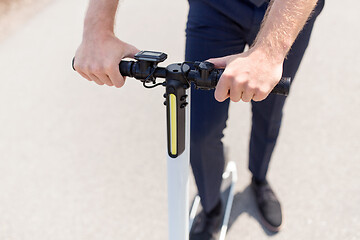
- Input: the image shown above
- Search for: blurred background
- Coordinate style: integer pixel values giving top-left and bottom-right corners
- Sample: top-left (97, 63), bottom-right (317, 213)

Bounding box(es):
top-left (0, 0), bottom-right (359, 239)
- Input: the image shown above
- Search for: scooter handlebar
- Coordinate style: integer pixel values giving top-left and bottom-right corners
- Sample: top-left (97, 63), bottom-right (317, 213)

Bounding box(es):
top-left (119, 60), bottom-right (290, 96)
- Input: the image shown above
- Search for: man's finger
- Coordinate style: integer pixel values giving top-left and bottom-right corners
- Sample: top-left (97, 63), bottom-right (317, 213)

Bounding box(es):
top-left (108, 65), bottom-right (125, 88)
top-left (78, 71), bottom-right (92, 81)
top-left (214, 75), bottom-right (231, 102)
top-left (98, 73), bottom-right (114, 86)
top-left (206, 56), bottom-right (228, 68)
top-left (89, 73), bottom-right (104, 85)
top-left (229, 83), bottom-right (243, 102)
top-left (252, 90), bottom-right (269, 102)
top-left (241, 90), bottom-right (255, 102)
top-left (124, 43), bottom-right (140, 59)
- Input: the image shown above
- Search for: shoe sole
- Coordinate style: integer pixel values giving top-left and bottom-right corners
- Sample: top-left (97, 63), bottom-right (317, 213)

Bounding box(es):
top-left (257, 210), bottom-right (283, 233)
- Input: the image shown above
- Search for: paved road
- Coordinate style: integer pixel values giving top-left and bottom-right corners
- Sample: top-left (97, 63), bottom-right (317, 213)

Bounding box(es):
top-left (0, 0), bottom-right (359, 239)
top-left (0, 0), bottom-right (51, 41)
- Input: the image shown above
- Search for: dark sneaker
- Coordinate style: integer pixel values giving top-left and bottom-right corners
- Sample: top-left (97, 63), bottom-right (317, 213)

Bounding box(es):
top-left (190, 201), bottom-right (222, 240)
top-left (251, 177), bottom-right (283, 232)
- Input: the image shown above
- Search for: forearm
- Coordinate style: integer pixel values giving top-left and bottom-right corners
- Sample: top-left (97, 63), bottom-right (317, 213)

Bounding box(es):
top-left (75, 0), bottom-right (139, 88)
top-left (83, 0), bottom-right (119, 39)
top-left (252, 0), bottom-right (318, 62)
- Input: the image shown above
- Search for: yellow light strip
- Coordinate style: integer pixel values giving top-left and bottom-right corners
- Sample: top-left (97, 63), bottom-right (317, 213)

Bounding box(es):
top-left (169, 94), bottom-right (177, 155)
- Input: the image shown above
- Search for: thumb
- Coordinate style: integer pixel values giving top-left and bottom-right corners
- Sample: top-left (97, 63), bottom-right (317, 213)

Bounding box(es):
top-left (124, 42), bottom-right (140, 58)
top-left (206, 56), bottom-right (229, 68)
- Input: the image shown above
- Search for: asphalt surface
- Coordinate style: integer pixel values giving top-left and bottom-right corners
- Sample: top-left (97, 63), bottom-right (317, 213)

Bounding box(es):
top-left (0, 0), bottom-right (51, 42)
top-left (0, 0), bottom-right (359, 239)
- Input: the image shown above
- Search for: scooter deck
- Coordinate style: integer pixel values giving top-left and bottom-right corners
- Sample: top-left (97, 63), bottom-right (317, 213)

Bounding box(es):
top-left (189, 161), bottom-right (238, 240)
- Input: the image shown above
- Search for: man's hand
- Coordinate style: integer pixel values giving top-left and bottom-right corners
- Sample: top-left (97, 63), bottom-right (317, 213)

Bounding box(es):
top-left (74, 32), bottom-right (139, 88)
top-left (207, 47), bottom-right (283, 102)
top-left (207, 0), bottom-right (319, 103)
top-left (73, 0), bottom-right (139, 88)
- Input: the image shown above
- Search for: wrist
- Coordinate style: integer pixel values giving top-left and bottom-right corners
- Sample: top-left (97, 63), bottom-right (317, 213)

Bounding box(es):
top-left (83, 15), bottom-right (115, 41)
top-left (249, 42), bottom-right (286, 66)
top-left (82, 27), bottom-right (115, 43)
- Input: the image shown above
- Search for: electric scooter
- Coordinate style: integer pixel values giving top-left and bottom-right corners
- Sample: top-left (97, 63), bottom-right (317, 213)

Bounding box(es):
top-left (73, 51), bottom-right (289, 240)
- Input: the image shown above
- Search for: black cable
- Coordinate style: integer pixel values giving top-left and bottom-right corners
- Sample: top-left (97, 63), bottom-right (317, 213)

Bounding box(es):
top-left (142, 66), bottom-right (165, 88)
top-left (143, 81), bottom-right (166, 88)
top-left (141, 61), bottom-right (193, 89)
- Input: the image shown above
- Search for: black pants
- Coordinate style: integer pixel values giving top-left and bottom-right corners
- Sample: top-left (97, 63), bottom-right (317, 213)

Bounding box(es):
top-left (185, 0), bottom-right (325, 212)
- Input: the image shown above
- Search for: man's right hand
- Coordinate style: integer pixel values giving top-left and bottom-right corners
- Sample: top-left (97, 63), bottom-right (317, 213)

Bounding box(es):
top-left (74, 32), bottom-right (139, 88)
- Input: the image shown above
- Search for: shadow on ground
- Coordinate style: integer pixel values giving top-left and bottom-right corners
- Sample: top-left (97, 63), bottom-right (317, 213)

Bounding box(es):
top-left (228, 185), bottom-right (277, 236)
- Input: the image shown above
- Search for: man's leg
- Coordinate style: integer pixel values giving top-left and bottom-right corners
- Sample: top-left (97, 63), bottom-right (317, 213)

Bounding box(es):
top-left (186, 1), bottom-right (251, 239)
top-left (186, 0), bottom-right (247, 214)
top-left (248, 0), bottom-right (325, 231)
top-left (249, 0), bottom-right (325, 183)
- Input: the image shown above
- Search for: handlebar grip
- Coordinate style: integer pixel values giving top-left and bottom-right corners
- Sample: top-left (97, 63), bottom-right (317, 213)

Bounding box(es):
top-left (215, 69), bottom-right (290, 96)
top-left (72, 57), bottom-right (76, 71)
top-left (271, 77), bottom-right (290, 96)
top-left (119, 60), bottom-right (133, 77)
top-left (72, 58), bottom-right (133, 77)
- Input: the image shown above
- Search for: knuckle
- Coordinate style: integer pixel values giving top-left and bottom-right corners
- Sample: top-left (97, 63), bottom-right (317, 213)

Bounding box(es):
top-left (231, 79), bottom-right (245, 91)
top-left (248, 85), bottom-right (256, 92)
top-left (222, 72), bottom-right (234, 81)
top-left (92, 67), bottom-right (103, 75)
top-left (77, 63), bottom-right (88, 72)
top-left (88, 64), bottom-right (104, 74)
top-left (245, 82), bottom-right (257, 92)
top-left (75, 60), bottom-right (86, 70)
top-left (83, 64), bottom-right (92, 73)
top-left (103, 63), bottom-right (113, 72)
top-left (254, 90), bottom-right (267, 101)
top-left (257, 87), bottom-right (269, 96)
top-left (105, 61), bottom-right (117, 71)
top-left (232, 79), bottom-right (242, 88)
top-left (222, 72), bottom-right (231, 78)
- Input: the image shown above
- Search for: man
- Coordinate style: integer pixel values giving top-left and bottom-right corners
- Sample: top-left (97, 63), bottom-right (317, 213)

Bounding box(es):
top-left (74, 0), bottom-right (324, 238)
